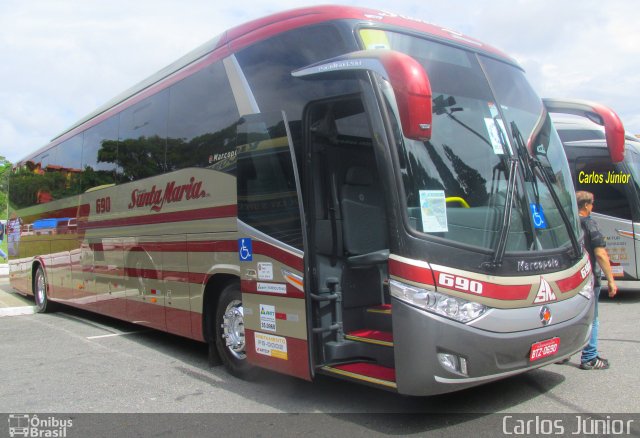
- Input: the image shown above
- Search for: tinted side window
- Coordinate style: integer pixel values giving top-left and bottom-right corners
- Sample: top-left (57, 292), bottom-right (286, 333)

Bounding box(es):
top-left (118, 90), bottom-right (169, 182)
top-left (574, 157), bottom-right (631, 220)
top-left (82, 116), bottom-right (119, 192)
top-left (167, 62), bottom-right (239, 173)
top-left (9, 135), bottom-right (83, 208)
top-left (237, 112), bottom-right (302, 249)
top-left (51, 135), bottom-right (83, 199)
top-left (236, 24), bottom-right (357, 151)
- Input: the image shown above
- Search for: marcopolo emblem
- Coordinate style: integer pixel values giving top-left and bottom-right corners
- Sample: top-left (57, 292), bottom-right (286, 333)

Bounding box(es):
top-left (539, 305), bottom-right (552, 326)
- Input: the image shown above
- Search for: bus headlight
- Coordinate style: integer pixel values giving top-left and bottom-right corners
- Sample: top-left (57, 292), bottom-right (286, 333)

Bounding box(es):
top-left (390, 279), bottom-right (488, 323)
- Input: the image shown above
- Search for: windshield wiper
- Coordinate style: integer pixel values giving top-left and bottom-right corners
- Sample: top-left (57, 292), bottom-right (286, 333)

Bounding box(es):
top-left (484, 158), bottom-right (518, 270)
top-left (510, 122), bottom-right (582, 261)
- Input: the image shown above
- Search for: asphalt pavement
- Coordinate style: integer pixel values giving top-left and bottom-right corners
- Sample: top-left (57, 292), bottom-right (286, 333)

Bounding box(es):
top-left (0, 264), bottom-right (35, 316)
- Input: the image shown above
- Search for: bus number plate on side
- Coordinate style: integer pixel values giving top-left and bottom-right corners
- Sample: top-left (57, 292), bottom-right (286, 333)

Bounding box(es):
top-left (529, 337), bottom-right (560, 362)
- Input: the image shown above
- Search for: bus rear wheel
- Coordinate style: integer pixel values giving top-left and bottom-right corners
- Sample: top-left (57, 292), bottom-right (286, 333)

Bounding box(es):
top-left (214, 282), bottom-right (259, 380)
top-left (33, 265), bottom-right (54, 313)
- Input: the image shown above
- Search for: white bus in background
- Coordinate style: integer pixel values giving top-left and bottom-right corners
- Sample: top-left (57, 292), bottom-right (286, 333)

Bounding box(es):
top-left (546, 99), bottom-right (640, 291)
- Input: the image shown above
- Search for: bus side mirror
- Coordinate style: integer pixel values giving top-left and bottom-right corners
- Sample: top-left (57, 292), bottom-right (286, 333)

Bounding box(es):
top-left (292, 50), bottom-right (433, 141)
top-left (542, 98), bottom-right (626, 163)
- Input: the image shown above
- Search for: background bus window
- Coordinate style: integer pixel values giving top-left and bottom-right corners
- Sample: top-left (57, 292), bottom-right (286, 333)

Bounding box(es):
top-left (81, 116), bottom-right (119, 192)
top-left (117, 89), bottom-right (169, 182)
top-left (574, 157), bottom-right (632, 220)
top-left (167, 61), bottom-right (239, 173)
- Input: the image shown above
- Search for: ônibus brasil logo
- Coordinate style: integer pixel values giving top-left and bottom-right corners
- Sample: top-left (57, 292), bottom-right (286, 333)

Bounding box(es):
top-left (128, 177), bottom-right (208, 212)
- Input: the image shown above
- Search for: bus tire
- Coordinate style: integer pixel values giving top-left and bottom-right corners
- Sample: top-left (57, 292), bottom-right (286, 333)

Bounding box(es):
top-left (33, 265), bottom-right (55, 313)
top-left (214, 282), bottom-right (259, 380)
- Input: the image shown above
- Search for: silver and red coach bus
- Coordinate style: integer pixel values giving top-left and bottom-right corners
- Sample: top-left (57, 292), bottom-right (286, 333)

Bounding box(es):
top-left (8, 6), bottom-right (625, 395)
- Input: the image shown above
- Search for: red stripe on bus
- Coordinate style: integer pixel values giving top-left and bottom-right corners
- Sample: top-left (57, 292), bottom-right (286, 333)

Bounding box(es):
top-left (87, 240), bottom-right (238, 253)
top-left (389, 258), bottom-right (435, 285)
top-left (187, 240), bottom-right (238, 253)
top-left (253, 241), bottom-right (304, 271)
top-left (555, 268), bottom-right (588, 293)
top-left (82, 205), bottom-right (237, 230)
top-left (390, 257), bottom-right (532, 301)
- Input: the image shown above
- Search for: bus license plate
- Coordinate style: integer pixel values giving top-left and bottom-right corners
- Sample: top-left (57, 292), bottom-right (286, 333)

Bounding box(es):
top-left (529, 337), bottom-right (560, 362)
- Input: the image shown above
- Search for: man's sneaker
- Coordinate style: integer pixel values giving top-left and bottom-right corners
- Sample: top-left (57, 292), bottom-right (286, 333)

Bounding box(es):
top-left (580, 357), bottom-right (610, 370)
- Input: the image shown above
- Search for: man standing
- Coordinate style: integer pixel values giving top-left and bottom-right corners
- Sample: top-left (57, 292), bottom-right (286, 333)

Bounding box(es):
top-left (576, 191), bottom-right (617, 370)
top-left (0, 221), bottom-right (6, 261)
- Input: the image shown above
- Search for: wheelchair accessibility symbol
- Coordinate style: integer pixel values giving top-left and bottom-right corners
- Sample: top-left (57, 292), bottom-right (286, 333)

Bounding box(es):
top-left (530, 203), bottom-right (548, 229)
top-left (239, 238), bottom-right (253, 261)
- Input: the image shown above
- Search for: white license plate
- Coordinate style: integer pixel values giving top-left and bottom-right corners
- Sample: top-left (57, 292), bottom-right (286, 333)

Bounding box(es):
top-left (529, 337), bottom-right (560, 362)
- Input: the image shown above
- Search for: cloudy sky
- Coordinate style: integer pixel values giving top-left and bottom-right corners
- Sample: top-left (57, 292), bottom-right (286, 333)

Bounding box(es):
top-left (1, 0), bottom-right (638, 163)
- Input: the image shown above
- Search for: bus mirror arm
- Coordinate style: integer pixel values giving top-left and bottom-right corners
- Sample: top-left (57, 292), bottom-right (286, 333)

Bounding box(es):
top-left (542, 98), bottom-right (626, 163)
top-left (292, 50), bottom-right (432, 141)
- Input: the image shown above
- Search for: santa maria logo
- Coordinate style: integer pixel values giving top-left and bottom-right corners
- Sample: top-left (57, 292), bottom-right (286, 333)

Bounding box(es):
top-left (128, 177), bottom-right (208, 212)
top-left (533, 277), bottom-right (557, 304)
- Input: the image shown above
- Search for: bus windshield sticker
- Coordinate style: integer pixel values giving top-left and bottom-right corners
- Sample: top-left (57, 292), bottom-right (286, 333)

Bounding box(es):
top-left (420, 190), bottom-right (448, 233)
top-left (530, 203), bottom-right (548, 229)
top-left (360, 29), bottom-right (391, 50)
top-left (484, 117), bottom-right (506, 155)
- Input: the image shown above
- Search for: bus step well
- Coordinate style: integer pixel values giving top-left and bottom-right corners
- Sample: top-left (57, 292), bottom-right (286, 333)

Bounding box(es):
top-left (363, 304), bottom-right (392, 332)
top-left (320, 362), bottom-right (397, 390)
top-left (344, 329), bottom-right (393, 347)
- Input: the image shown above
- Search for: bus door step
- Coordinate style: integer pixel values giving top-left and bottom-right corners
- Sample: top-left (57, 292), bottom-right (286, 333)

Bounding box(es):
top-left (344, 329), bottom-right (393, 347)
top-left (320, 362), bottom-right (397, 390)
top-left (367, 304), bottom-right (392, 314)
top-left (363, 304), bottom-right (392, 332)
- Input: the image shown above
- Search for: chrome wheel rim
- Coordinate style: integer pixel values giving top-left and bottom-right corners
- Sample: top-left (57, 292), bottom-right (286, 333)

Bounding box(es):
top-left (221, 299), bottom-right (245, 359)
top-left (36, 270), bottom-right (46, 306)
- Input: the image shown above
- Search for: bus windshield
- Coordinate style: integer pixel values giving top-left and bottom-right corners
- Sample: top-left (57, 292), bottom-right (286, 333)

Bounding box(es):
top-left (626, 142), bottom-right (640, 195)
top-left (367, 30), bottom-right (578, 252)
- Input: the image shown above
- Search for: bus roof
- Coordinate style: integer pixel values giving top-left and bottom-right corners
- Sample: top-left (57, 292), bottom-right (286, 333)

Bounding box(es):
top-left (23, 5), bottom-right (516, 164)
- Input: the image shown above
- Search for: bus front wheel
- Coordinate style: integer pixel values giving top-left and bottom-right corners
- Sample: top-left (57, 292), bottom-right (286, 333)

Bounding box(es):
top-left (33, 265), bottom-right (54, 313)
top-left (214, 282), bottom-right (259, 380)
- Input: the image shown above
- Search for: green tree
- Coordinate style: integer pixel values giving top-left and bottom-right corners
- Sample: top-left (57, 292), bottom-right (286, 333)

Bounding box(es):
top-left (0, 156), bottom-right (11, 219)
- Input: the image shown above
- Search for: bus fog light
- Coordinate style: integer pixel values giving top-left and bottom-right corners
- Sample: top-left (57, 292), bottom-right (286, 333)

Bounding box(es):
top-left (459, 357), bottom-right (468, 375)
top-left (437, 353), bottom-right (468, 376)
top-left (390, 279), bottom-right (488, 323)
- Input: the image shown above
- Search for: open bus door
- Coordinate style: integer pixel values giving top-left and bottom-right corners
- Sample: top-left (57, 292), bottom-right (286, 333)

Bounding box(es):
top-left (290, 50), bottom-right (434, 388)
top-left (234, 111), bottom-right (310, 380)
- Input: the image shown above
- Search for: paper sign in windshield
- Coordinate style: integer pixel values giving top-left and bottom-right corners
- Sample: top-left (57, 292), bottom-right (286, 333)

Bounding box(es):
top-left (420, 190), bottom-right (448, 233)
top-left (484, 117), bottom-right (507, 155)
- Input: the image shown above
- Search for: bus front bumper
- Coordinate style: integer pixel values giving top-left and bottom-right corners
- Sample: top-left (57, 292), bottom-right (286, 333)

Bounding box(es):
top-left (391, 294), bottom-right (594, 396)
